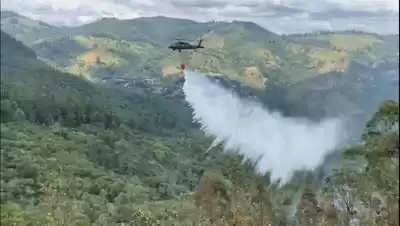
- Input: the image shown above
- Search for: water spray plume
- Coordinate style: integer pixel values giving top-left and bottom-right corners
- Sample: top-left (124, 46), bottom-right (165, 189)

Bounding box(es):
top-left (182, 70), bottom-right (346, 184)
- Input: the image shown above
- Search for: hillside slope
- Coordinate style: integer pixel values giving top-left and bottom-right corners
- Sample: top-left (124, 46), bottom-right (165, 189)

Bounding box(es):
top-left (0, 30), bottom-right (398, 226)
top-left (1, 30), bottom-right (260, 224)
top-left (1, 11), bottom-right (67, 45)
top-left (1, 12), bottom-right (398, 139)
top-left (2, 12), bottom-right (398, 88)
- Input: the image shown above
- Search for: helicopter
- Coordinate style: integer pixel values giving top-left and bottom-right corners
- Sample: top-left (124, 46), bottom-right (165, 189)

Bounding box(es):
top-left (168, 38), bottom-right (204, 52)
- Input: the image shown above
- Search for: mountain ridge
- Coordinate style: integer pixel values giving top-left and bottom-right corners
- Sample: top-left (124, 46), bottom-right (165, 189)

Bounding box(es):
top-left (1, 11), bottom-right (398, 126)
top-left (1, 10), bottom-right (398, 89)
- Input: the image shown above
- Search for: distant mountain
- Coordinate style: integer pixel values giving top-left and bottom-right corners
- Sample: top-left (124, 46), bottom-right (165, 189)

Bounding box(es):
top-left (1, 10), bottom-right (70, 45)
top-left (1, 12), bottom-right (398, 89)
top-left (1, 12), bottom-right (398, 142)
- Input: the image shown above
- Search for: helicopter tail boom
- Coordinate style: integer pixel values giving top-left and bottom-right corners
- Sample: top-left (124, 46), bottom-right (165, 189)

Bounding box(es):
top-left (197, 39), bottom-right (204, 48)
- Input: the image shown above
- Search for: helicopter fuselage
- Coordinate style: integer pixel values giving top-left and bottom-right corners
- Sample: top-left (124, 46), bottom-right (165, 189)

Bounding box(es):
top-left (168, 40), bottom-right (204, 52)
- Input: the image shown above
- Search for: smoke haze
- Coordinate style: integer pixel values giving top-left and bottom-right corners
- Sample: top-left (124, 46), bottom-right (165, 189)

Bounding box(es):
top-left (182, 71), bottom-right (346, 183)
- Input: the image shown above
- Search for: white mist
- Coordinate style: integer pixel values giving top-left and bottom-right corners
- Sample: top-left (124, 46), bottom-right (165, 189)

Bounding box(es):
top-left (182, 71), bottom-right (346, 183)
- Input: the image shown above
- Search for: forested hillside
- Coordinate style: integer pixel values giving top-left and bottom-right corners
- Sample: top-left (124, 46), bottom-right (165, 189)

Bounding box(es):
top-left (1, 29), bottom-right (399, 226)
top-left (0, 30), bottom-right (255, 224)
top-left (1, 12), bottom-right (398, 88)
top-left (2, 11), bottom-right (398, 137)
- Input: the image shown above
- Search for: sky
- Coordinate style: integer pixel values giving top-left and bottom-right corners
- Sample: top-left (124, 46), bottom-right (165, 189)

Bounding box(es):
top-left (1, 0), bottom-right (399, 34)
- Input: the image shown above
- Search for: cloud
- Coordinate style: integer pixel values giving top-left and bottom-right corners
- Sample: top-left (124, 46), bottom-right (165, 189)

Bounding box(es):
top-left (1, 0), bottom-right (399, 34)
